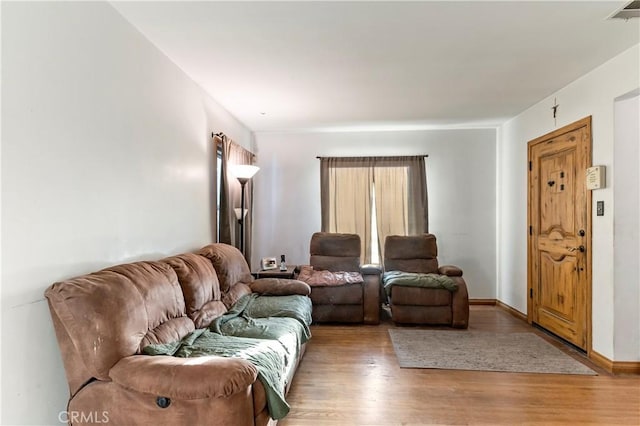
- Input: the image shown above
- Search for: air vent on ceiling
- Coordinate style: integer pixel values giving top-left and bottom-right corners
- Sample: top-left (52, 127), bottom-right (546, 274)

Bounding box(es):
top-left (608, 0), bottom-right (640, 19)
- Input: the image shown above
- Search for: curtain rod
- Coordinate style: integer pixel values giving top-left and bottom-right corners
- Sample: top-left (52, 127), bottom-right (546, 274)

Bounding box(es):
top-left (316, 155), bottom-right (428, 159)
top-left (212, 132), bottom-right (256, 158)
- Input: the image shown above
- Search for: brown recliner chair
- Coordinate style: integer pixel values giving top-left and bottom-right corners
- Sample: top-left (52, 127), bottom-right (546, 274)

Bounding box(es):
top-left (383, 234), bottom-right (469, 328)
top-left (306, 232), bottom-right (381, 324)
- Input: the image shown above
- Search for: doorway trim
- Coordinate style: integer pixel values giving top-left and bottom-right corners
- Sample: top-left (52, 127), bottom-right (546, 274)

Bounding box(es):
top-left (527, 116), bottom-right (593, 356)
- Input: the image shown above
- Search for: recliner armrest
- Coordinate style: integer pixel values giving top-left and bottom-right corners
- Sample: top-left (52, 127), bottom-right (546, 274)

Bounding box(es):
top-left (360, 264), bottom-right (381, 324)
top-left (110, 355), bottom-right (258, 400)
top-left (450, 277), bottom-right (469, 328)
top-left (361, 264), bottom-right (383, 275)
top-left (250, 278), bottom-right (311, 296)
top-left (439, 265), bottom-right (463, 277)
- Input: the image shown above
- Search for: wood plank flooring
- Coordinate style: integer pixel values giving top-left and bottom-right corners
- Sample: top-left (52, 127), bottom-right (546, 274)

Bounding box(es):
top-left (281, 306), bottom-right (640, 425)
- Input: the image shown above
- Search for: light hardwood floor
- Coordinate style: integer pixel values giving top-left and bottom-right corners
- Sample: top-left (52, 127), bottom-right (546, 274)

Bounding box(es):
top-left (281, 306), bottom-right (640, 425)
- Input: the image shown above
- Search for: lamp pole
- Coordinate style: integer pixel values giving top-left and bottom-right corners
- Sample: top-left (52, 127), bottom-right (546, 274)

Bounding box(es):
top-left (238, 177), bottom-right (248, 256)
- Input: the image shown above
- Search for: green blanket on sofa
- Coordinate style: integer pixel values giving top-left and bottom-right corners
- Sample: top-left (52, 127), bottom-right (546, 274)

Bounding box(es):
top-left (212, 293), bottom-right (312, 343)
top-left (143, 328), bottom-right (291, 420)
top-left (383, 271), bottom-right (458, 297)
top-left (142, 294), bottom-right (313, 421)
top-left (210, 294), bottom-right (311, 367)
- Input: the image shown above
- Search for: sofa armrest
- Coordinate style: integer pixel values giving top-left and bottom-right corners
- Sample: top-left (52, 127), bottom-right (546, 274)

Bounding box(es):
top-left (110, 355), bottom-right (258, 400)
top-left (250, 278), bottom-right (311, 296)
top-left (439, 265), bottom-right (463, 277)
top-left (360, 264), bottom-right (381, 324)
top-left (450, 277), bottom-right (469, 329)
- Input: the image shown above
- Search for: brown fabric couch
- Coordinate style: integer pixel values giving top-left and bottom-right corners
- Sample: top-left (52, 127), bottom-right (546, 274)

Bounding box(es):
top-left (384, 234), bottom-right (469, 328)
top-left (305, 232), bottom-right (381, 324)
top-left (45, 243), bottom-right (310, 426)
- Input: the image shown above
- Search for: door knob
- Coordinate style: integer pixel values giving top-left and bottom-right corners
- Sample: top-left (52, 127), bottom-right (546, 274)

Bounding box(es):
top-left (568, 245), bottom-right (585, 253)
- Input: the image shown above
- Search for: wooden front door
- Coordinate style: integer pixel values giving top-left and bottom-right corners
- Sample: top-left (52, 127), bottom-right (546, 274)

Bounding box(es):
top-left (528, 117), bottom-right (592, 351)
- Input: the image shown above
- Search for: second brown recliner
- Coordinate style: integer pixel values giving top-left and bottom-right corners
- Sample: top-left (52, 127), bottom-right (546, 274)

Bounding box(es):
top-left (383, 234), bottom-right (469, 328)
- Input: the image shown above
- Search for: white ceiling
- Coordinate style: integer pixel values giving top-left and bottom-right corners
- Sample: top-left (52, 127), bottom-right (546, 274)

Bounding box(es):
top-left (112, 1), bottom-right (639, 132)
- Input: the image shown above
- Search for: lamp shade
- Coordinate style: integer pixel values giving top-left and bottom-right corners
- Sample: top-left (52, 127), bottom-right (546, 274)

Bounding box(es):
top-left (234, 208), bottom-right (248, 220)
top-left (231, 165), bottom-right (259, 182)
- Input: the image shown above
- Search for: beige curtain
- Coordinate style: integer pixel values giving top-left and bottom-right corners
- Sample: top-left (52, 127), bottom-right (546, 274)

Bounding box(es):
top-left (374, 156), bottom-right (428, 260)
top-left (219, 135), bottom-right (255, 266)
top-left (320, 155), bottom-right (427, 264)
top-left (321, 157), bottom-right (374, 263)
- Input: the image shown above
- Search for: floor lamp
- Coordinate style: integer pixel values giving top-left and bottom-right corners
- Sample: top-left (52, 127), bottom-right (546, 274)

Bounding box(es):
top-left (231, 164), bottom-right (259, 258)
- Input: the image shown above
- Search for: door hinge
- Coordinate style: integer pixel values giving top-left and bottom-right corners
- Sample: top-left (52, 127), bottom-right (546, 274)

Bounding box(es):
top-left (529, 225), bottom-right (533, 236)
top-left (530, 288), bottom-right (533, 299)
top-left (529, 161), bottom-right (532, 171)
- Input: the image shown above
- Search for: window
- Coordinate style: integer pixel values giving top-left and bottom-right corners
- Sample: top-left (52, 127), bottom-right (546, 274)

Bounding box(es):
top-left (320, 156), bottom-right (428, 264)
top-left (370, 187), bottom-right (380, 264)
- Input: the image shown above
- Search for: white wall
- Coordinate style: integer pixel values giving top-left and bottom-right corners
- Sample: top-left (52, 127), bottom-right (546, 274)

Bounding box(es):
top-left (1, 2), bottom-right (250, 424)
top-left (498, 44), bottom-right (640, 360)
top-left (252, 129), bottom-right (497, 299)
top-left (0, 3), bottom-right (4, 420)
top-left (613, 91), bottom-right (640, 362)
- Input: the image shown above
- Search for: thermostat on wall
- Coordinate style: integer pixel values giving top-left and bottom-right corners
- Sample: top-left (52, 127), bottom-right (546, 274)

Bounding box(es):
top-left (586, 166), bottom-right (605, 190)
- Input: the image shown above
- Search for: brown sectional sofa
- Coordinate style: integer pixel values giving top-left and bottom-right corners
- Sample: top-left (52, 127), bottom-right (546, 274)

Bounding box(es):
top-left (45, 243), bottom-right (311, 426)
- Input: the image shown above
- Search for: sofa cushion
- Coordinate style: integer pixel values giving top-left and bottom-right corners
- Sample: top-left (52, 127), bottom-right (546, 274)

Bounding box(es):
top-left (44, 261), bottom-right (193, 381)
top-left (222, 282), bottom-right (253, 309)
top-left (310, 232), bottom-right (361, 272)
top-left (192, 300), bottom-right (228, 328)
top-left (139, 317), bottom-right (195, 350)
top-left (198, 244), bottom-right (254, 292)
top-left (384, 234), bottom-right (439, 273)
top-left (163, 253), bottom-right (226, 328)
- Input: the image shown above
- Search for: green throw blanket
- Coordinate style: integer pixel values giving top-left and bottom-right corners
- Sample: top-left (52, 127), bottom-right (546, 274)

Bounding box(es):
top-left (213, 293), bottom-right (312, 334)
top-left (211, 293), bottom-right (312, 364)
top-left (142, 294), bottom-right (313, 421)
top-left (383, 271), bottom-right (458, 297)
top-left (143, 328), bottom-right (291, 420)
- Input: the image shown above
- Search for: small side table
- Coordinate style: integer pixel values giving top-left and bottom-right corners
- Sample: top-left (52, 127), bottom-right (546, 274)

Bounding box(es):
top-left (252, 266), bottom-right (297, 279)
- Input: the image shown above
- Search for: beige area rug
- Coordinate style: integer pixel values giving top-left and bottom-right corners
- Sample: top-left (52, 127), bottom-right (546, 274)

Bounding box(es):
top-left (388, 329), bottom-right (596, 375)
